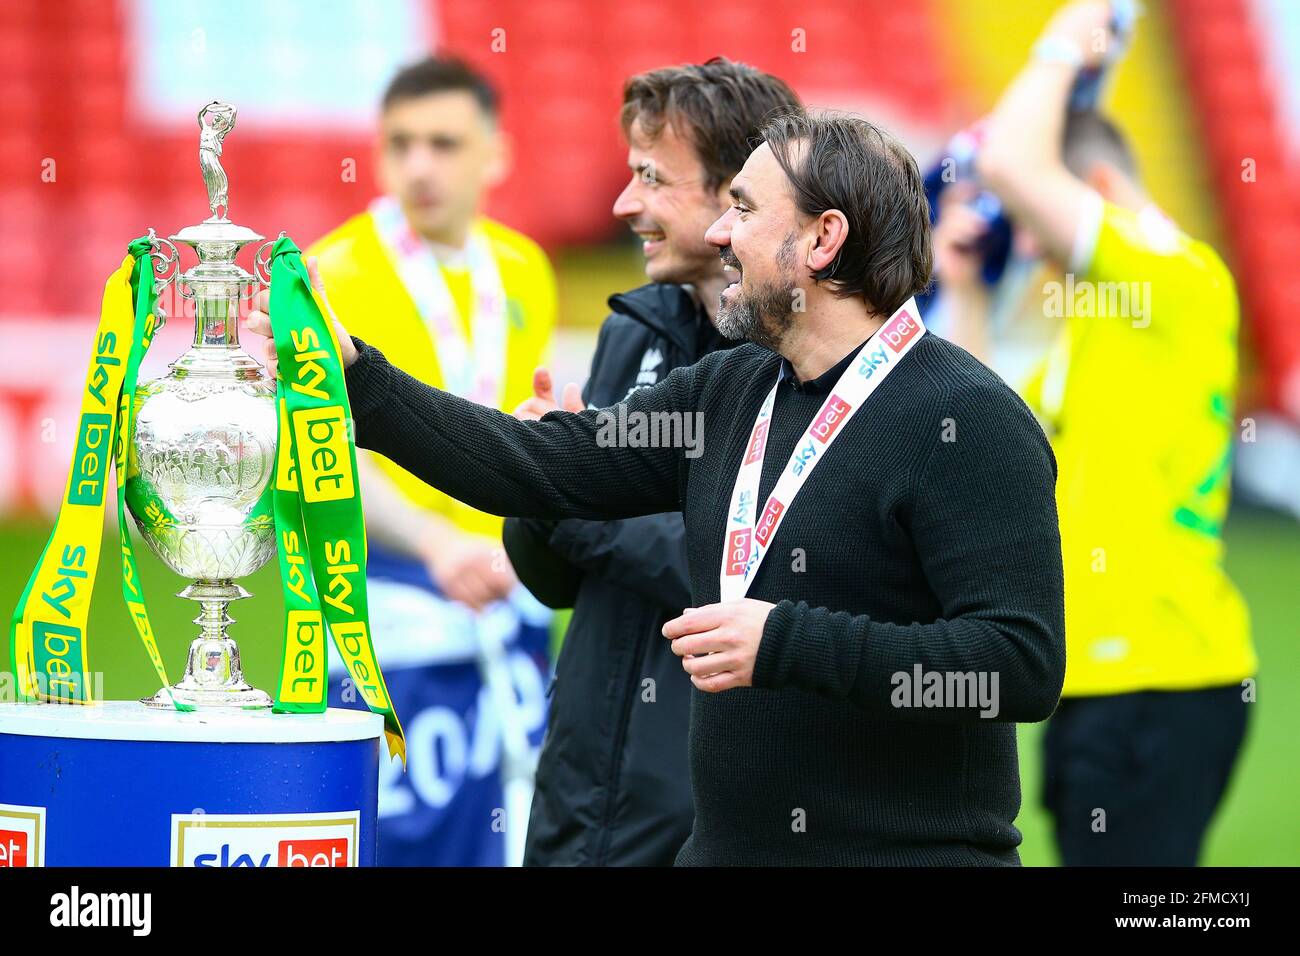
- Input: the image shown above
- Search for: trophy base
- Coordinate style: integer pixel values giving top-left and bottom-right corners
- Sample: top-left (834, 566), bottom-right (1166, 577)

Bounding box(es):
top-left (140, 683), bottom-right (273, 710)
top-left (140, 581), bottom-right (273, 710)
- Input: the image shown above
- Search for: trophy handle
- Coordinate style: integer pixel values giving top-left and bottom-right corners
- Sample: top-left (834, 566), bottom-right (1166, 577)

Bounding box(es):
top-left (147, 229), bottom-right (180, 287)
top-left (252, 232), bottom-right (288, 287)
top-left (146, 229), bottom-right (182, 327)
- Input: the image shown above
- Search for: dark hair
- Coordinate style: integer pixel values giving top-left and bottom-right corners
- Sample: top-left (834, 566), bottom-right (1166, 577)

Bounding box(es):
top-left (382, 55), bottom-right (499, 118)
top-left (1063, 111), bottom-right (1138, 179)
top-left (761, 111), bottom-right (932, 314)
top-left (620, 57), bottom-right (803, 193)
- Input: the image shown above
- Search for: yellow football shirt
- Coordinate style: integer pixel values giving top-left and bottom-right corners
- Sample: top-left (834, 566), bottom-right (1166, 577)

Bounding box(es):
top-left (1021, 195), bottom-right (1257, 696)
top-left (308, 211), bottom-right (556, 540)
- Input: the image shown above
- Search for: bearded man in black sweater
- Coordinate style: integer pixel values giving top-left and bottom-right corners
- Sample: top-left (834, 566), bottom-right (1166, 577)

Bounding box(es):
top-left (250, 111), bottom-right (1066, 866)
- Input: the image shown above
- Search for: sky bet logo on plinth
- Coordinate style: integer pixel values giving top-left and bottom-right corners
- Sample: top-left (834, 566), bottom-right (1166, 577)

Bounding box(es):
top-left (170, 810), bottom-right (359, 867)
top-left (0, 804), bottom-right (46, 866)
top-left (0, 829), bottom-right (29, 867)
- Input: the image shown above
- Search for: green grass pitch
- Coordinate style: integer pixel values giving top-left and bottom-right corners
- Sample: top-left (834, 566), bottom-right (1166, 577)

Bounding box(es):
top-left (1, 507), bottom-right (1295, 865)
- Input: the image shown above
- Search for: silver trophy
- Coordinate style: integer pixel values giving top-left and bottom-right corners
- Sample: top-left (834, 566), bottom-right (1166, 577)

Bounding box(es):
top-left (129, 102), bottom-right (281, 709)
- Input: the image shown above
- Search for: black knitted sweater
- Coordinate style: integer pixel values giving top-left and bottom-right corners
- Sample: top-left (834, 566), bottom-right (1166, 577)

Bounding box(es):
top-left (345, 329), bottom-right (1066, 866)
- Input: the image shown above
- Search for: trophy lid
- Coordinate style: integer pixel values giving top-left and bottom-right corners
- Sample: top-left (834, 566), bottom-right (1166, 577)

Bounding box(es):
top-left (170, 101), bottom-right (263, 254)
top-left (172, 219), bottom-right (263, 246)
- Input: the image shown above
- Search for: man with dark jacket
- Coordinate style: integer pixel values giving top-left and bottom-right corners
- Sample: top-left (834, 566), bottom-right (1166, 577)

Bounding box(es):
top-left (247, 111), bottom-right (1065, 866)
top-left (502, 60), bottom-right (803, 865)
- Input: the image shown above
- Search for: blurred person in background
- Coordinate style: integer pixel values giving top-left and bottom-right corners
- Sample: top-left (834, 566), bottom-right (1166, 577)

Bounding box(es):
top-left (937, 0), bottom-right (1257, 865)
top-left (308, 55), bottom-right (557, 866)
top-left (502, 59), bottom-right (803, 866)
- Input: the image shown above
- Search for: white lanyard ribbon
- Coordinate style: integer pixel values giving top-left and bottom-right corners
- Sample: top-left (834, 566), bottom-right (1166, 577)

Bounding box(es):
top-left (369, 195), bottom-right (509, 406)
top-left (718, 298), bottom-right (926, 602)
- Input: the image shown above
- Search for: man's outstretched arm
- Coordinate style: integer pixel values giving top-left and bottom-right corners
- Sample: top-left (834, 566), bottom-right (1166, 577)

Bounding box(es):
top-left (246, 263), bottom-right (696, 526)
top-left (345, 338), bottom-right (693, 522)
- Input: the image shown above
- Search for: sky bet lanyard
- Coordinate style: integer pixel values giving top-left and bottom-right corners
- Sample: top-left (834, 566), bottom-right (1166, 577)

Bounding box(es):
top-left (369, 195), bottom-right (508, 407)
top-left (718, 298), bottom-right (926, 603)
top-left (9, 240), bottom-right (178, 706)
top-left (269, 236), bottom-right (406, 764)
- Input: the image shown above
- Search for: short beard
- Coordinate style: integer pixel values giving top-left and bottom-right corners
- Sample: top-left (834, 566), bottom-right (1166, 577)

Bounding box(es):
top-left (715, 234), bottom-right (798, 351)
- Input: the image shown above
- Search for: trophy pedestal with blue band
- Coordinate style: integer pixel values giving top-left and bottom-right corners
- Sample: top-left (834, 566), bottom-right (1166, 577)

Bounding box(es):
top-left (0, 702), bottom-right (381, 867)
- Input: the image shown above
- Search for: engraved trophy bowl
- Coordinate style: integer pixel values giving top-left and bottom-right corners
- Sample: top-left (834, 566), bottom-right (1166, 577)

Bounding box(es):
top-left (128, 102), bottom-right (280, 709)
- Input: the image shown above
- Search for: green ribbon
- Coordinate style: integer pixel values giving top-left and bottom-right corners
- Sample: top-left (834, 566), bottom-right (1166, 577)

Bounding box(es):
top-left (11, 234), bottom-right (402, 759)
top-left (118, 237), bottom-right (188, 710)
top-left (268, 236), bottom-right (406, 763)
top-left (9, 238), bottom-right (180, 705)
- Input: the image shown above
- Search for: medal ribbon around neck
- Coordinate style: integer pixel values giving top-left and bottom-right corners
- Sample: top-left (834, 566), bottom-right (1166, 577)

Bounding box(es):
top-left (369, 195), bottom-right (508, 407)
top-left (718, 298), bottom-right (926, 603)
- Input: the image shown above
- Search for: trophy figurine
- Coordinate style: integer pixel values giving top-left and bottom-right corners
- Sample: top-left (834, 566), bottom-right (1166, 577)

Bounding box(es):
top-left (128, 101), bottom-right (279, 709)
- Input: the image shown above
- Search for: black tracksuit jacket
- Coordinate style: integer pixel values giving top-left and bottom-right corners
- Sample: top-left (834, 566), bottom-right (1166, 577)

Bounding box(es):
top-left (503, 283), bottom-right (734, 866)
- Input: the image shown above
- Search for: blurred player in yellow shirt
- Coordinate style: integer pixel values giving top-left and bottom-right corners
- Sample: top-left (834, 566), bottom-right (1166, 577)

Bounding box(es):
top-left (938, 1), bottom-right (1255, 865)
top-left (310, 57), bottom-right (556, 607)
top-left (304, 56), bottom-right (556, 866)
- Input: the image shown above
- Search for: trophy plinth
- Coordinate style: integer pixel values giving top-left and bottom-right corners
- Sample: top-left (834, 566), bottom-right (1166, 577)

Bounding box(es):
top-left (130, 101), bottom-right (279, 710)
